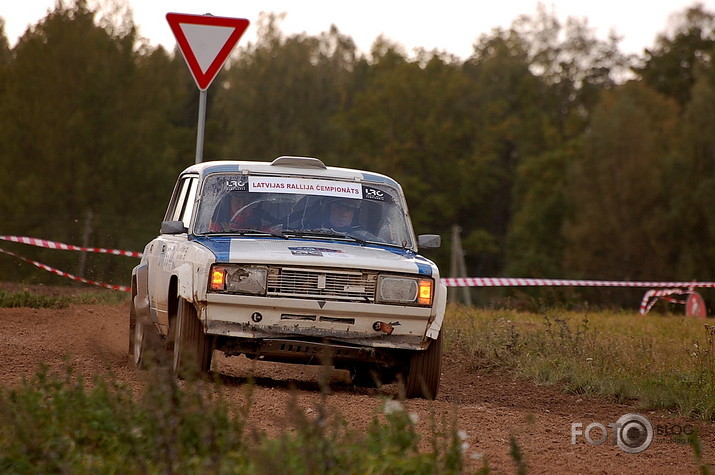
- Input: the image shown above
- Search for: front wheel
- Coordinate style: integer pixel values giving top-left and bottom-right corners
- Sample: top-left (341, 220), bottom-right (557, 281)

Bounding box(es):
top-left (173, 298), bottom-right (213, 379)
top-left (404, 332), bottom-right (443, 399)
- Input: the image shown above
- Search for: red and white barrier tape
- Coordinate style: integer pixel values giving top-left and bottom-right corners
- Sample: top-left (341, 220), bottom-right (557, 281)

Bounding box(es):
top-left (638, 288), bottom-right (693, 315)
top-left (443, 277), bottom-right (711, 316)
top-left (1, 233), bottom-right (713, 304)
top-left (441, 277), bottom-right (715, 289)
top-left (0, 235), bottom-right (142, 258)
top-left (0, 247), bottom-right (130, 292)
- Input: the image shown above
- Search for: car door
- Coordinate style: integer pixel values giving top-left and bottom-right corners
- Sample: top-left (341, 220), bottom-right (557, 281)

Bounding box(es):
top-left (148, 174), bottom-right (199, 332)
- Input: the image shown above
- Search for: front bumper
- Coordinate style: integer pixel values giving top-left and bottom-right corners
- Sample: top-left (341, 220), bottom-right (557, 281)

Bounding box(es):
top-left (203, 292), bottom-right (434, 350)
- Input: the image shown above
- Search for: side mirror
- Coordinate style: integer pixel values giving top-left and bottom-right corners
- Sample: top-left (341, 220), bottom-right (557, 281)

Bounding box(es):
top-left (418, 234), bottom-right (441, 249)
top-left (161, 220), bottom-right (187, 234)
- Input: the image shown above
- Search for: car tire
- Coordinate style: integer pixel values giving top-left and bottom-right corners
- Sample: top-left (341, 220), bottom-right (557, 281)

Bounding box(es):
top-left (404, 331), bottom-right (443, 400)
top-left (132, 316), bottom-right (164, 369)
top-left (173, 298), bottom-right (213, 379)
top-left (128, 299), bottom-right (137, 356)
top-left (129, 299), bottom-right (163, 369)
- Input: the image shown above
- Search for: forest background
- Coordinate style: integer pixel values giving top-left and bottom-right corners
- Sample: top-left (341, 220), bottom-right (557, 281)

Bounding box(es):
top-left (1, 0), bottom-right (714, 308)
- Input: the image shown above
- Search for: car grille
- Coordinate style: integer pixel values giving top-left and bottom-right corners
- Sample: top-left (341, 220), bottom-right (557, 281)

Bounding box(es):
top-left (267, 267), bottom-right (377, 302)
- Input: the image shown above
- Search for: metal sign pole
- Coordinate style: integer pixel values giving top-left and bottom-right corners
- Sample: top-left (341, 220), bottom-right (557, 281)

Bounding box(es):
top-left (195, 89), bottom-right (207, 163)
top-left (166, 14), bottom-right (249, 164)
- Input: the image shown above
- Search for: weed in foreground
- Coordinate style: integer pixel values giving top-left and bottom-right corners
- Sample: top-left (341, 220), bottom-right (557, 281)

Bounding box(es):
top-left (509, 435), bottom-right (527, 475)
top-left (0, 363), bottom-right (465, 474)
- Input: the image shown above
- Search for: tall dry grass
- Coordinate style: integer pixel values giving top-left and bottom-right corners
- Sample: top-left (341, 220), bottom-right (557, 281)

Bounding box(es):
top-left (446, 304), bottom-right (715, 420)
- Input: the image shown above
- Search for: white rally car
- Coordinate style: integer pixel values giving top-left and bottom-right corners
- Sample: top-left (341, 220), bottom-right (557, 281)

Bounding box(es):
top-left (130, 156), bottom-right (446, 398)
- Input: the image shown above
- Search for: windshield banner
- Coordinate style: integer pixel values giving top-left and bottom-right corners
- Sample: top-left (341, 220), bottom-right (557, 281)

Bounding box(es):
top-left (248, 176), bottom-right (362, 199)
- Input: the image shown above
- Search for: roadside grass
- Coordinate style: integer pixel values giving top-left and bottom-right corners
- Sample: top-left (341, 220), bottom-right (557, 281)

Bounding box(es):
top-left (445, 303), bottom-right (715, 421)
top-left (0, 289), bottom-right (127, 309)
top-left (0, 364), bottom-right (465, 474)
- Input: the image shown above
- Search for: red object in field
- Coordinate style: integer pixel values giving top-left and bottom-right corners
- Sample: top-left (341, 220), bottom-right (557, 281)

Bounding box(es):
top-left (686, 292), bottom-right (707, 318)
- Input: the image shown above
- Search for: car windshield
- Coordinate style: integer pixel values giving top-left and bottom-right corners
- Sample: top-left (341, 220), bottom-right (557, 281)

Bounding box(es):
top-left (193, 173), bottom-right (414, 248)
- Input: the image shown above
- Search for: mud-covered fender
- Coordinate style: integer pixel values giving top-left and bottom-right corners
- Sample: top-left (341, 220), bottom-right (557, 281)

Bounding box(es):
top-left (426, 282), bottom-right (447, 339)
top-left (173, 263), bottom-right (195, 302)
top-left (132, 263), bottom-right (150, 321)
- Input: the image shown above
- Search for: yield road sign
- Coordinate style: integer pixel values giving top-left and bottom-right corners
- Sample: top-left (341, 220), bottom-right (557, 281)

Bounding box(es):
top-left (166, 12), bottom-right (250, 90)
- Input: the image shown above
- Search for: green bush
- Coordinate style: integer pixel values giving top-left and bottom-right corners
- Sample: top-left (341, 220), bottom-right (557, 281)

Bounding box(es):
top-left (0, 365), bottom-right (464, 474)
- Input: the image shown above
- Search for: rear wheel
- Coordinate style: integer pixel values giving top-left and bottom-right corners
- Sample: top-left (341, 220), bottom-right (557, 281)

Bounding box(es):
top-left (129, 300), bottom-right (163, 369)
top-left (128, 300), bottom-right (137, 356)
top-left (133, 316), bottom-right (163, 369)
top-left (173, 298), bottom-right (213, 379)
top-left (404, 332), bottom-right (443, 399)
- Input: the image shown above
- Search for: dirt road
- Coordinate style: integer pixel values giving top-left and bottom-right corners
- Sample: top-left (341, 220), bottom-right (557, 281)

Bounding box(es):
top-left (0, 292), bottom-right (712, 473)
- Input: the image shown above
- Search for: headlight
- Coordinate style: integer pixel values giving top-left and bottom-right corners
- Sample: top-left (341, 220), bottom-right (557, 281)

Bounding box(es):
top-left (376, 275), bottom-right (433, 306)
top-left (209, 265), bottom-right (268, 295)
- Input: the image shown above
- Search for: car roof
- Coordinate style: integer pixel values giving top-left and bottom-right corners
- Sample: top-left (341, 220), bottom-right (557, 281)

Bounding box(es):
top-left (180, 156), bottom-right (401, 188)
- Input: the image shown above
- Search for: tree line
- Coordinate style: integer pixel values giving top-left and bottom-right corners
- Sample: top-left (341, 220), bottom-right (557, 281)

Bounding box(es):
top-left (1, 0), bottom-right (713, 307)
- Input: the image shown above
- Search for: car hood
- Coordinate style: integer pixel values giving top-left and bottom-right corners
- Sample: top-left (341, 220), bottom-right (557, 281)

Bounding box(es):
top-left (193, 236), bottom-right (436, 276)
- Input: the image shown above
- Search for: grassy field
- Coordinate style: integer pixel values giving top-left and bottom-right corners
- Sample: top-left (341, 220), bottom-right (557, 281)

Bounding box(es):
top-left (445, 303), bottom-right (715, 420)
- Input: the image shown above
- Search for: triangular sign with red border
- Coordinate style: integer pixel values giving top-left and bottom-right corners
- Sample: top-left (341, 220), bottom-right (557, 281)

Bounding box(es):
top-left (166, 13), bottom-right (250, 90)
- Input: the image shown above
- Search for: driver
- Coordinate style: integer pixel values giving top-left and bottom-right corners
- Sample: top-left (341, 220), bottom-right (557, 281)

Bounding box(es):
top-left (325, 198), bottom-right (360, 231)
top-left (210, 191), bottom-right (259, 232)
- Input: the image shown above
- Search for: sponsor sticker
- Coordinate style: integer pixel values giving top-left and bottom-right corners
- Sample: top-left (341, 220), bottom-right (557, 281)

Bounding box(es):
top-left (362, 185), bottom-right (385, 201)
top-left (248, 176), bottom-right (362, 199)
top-left (224, 178), bottom-right (248, 191)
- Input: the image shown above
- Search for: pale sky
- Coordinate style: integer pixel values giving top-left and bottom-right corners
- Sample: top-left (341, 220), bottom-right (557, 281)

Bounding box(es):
top-left (4, 0), bottom-right (714, 59)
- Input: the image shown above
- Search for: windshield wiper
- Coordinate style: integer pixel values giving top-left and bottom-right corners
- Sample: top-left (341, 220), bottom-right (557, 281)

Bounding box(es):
top-left (218, 228), bottom-right (287, 239)
top-left (341, 233), bottom-right (368, 245)
top-left (284, 228), bottom-right (366, 245)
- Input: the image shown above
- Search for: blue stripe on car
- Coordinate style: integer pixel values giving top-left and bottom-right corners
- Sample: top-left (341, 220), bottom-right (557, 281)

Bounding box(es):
top-left (379, 246), bottom-right (434, 276)
top-left (193, 236), bottom-right (231, 261)
top-left (414, 259), bottom-right (434, 276)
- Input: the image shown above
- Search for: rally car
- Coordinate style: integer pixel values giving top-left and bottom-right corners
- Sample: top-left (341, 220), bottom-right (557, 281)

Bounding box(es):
top-left (129, 156), bottom-right (446, 398)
